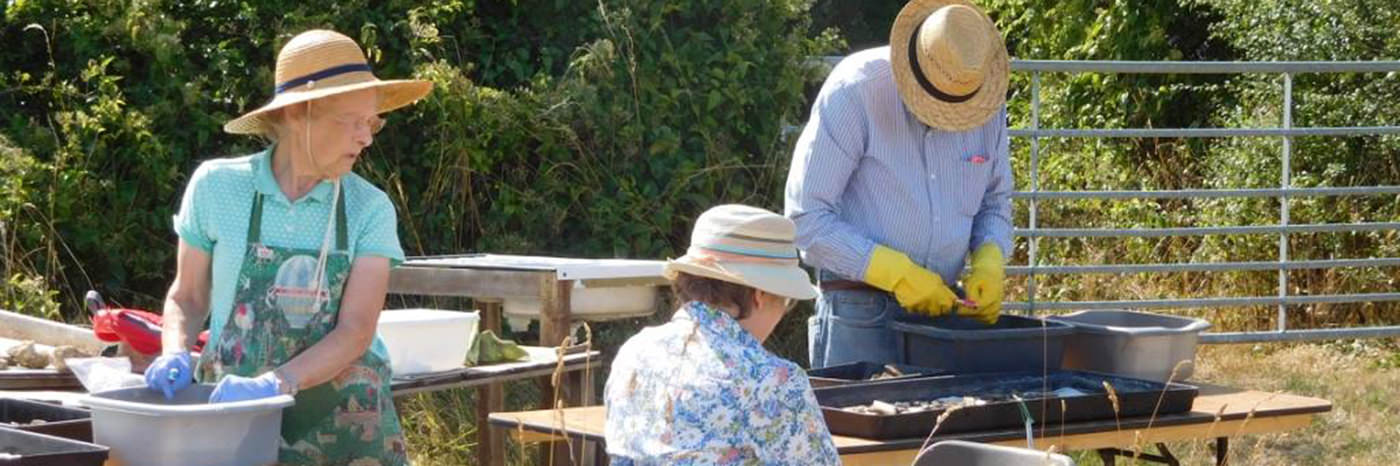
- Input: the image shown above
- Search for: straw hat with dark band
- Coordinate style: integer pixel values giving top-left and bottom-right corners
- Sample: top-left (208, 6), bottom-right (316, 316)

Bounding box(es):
top-left (889, 0), bottom-right (1009, 132)
top-left (224, 29), bottom-right (433, 135)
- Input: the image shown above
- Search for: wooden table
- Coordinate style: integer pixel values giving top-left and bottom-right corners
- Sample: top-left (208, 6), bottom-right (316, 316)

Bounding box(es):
top-left (388, 254), bottom-right (666, 466)
top-left (390, 346), bottom-right (600, 397)
top-left (487, 383), bottom-right (1331, 465)
top-left (389, 254), bottom-right (666, 348)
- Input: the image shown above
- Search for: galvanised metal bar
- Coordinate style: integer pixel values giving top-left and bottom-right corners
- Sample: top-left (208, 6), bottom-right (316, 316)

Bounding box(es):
top-left (1010, 60), bottom-right (1400, 73)
top-left (1009, 126), bottom-right (1400, 138)
top-left (785, 126), bottom-right (1400, 139)
top-left (1004, 258), bottom-right (1400, 275)
top-left (1011, 186), bottom-right (1400, 200)
top-left (1027, 71), bottom-right (1042, 317)
top-left (1202, 326), bottom-right (1400, 343)
top-left (813, 58), bottom-right (1400, 73)
top-left (1001, 292), bottom-right (1400, 312)
top-left (1278, 73), bottom-right (1294, 332)
top-left (1017, 222), bottom-right (1400, 238)
top-left (800, 57), bottom-right (1399, 342)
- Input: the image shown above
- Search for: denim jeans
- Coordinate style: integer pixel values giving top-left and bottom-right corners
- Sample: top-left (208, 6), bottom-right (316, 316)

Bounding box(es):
top-left (807, 286), bottom-right (909, 369)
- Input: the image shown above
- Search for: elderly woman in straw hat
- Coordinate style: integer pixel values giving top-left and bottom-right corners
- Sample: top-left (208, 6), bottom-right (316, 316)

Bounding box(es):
top-left (144, 30), bottom-right (431, 464)
top-left (604, 205), bottom-right (840, 465)
top-left (785, 0), bottom-right (1013, 369)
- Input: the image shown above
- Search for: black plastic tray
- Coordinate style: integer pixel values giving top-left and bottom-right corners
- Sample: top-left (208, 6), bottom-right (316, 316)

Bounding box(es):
top-left (0, 398), bottom-right (90, 443)
top-left (807, 362), bottom-right (944, 388)
top-left (0, 426), bottom-right (108, 466)
top-left (814, 370), bottom-right (1198, 439)
top-left (892, 314), bottom-right (1074, 373)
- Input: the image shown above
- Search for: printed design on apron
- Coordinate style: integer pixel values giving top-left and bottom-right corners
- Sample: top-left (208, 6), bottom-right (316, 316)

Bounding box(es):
top-left (197, 180), bottom-right (408, 465)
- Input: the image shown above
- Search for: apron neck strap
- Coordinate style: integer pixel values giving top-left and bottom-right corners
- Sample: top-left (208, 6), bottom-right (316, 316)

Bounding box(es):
top-left (246, 184), bottom-right (349, 251)
top-left (334, 184), bottom-right (347, 251)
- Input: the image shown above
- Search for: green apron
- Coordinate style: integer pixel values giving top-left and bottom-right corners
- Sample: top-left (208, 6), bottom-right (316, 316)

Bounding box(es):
top-left (198, 184), bottom-right (408, 465)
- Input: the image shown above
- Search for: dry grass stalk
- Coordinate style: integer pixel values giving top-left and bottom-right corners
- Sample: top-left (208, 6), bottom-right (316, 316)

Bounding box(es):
top-left (1202, 403), bottom-right (1229, 442)
top-left (1040, 316), bottom-right (1050, 439)
top-left (1132, 359), bottom-right (1192, 461)
top-left (516, 419), bottom-right (527, 463)
top-left (1232, 391), bottom-right (1281, 439)
top-left (1044, 445), bottom-right (1061, 466)
top-left (1103, 381), bottom-right (1122, 435)
top-left (544, 322), bottom-right (596, 466)
top-left (918, 405), bottom-right (967, 452)
top-left (1058, 399), bottom-right (1068, 446)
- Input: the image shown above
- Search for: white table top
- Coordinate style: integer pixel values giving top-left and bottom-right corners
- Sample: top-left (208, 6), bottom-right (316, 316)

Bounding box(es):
top-left (402, 254), bottom-right (666, 281)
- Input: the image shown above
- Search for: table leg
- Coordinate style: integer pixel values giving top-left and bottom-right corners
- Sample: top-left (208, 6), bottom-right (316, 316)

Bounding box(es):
top-left (1097, 449), bottom-right (1118, 466)
top-left (1094, 444), bottom-right (1179, 466)
top-left (1214, 437), bottom-right (1229, 466)
top-left (537, 279), bottom-right (576, 465)
top-left (477, 301), bottom-right (505, 466)
top-left (538, 279), bottom-right (575, 406)
top-left (591, 438), bottom-right (608, 466)
top-left (1154, 443), bottom-right (1181, 466)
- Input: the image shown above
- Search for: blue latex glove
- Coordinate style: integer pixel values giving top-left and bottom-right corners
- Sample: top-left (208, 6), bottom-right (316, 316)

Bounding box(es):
top-left (208, 372), bottom-right (281, 403)
top-left (143, 352), bottom-right (193, 400)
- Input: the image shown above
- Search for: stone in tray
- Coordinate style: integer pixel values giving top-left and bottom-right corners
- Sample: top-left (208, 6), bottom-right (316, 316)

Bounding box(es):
top-left (1, 419), bottom-right (48, 426)
top-left (840, 386), bottom-right (1093, 415)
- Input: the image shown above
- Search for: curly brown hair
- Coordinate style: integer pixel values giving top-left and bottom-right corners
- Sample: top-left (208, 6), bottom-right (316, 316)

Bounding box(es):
top-left (671, 272), bottom-right (757, 320)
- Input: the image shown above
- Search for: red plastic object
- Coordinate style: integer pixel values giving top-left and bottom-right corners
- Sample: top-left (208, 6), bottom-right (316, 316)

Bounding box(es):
top-left (91, 308), bottom-right (208, 355)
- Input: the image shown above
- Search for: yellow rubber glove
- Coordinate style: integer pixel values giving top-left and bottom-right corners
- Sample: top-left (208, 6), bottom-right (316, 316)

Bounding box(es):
top-left (864, 245), bottom-right (957, 316)
top-left (962, 243), bottom-right (1005, 325)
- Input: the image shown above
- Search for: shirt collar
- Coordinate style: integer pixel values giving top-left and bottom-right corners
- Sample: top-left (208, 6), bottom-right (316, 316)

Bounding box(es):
top-left (252, 144), bottom-right (334, 205)
top-left (673, 301), bottom-right (764, 349)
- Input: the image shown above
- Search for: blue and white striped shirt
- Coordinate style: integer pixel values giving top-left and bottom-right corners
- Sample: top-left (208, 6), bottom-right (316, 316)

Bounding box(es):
top-left (784, 47), bottom-right (1013, 284)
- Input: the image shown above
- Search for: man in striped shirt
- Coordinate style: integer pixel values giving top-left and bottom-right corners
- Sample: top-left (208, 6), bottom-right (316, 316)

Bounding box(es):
top-left (784, 0), bottom-right (1015, 368)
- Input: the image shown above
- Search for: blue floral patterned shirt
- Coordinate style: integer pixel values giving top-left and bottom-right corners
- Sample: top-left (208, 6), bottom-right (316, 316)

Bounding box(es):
top-left (604, 301), bottom-right (841, 465)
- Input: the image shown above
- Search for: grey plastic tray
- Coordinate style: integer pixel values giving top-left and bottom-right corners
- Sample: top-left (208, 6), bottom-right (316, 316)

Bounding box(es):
top-left (0, 398), bottom-right (91, 443)
top-left (1047, 310), bottom-right (1210, 381)
top-left (0, 426), bottom-right (108, 466)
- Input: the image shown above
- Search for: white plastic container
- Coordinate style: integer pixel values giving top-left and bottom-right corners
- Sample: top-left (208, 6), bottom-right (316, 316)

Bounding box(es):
top-left (502, 282), bottom-right (658, 322)
top-left (377, 309), bottom-right (479, 376)
top-left (914, 440), bottom-right (1075, 465)
top-left (81, 384), bottom-right (295, 466)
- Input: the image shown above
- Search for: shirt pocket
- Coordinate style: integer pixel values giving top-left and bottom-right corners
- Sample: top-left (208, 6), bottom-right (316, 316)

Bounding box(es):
top-left (939, 153), bottom-right (993, 217)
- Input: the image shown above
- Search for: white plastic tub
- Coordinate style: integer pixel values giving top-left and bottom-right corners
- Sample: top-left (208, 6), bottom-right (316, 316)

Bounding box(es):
top-left (914, 440), bottom-right (1074, 465)
top-left (80, 384), bottom-right (294, 466)
top-left (377, 309), bottom-right (479, 376)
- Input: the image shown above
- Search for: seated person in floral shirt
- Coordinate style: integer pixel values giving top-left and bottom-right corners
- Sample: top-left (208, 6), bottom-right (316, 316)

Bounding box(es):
top-left (604, 204), bottom-right (841, 465)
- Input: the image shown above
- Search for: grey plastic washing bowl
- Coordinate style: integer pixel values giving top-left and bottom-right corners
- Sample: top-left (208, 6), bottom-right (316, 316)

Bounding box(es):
top-left (1047, 310), bottom-right (1211, 382)
top-left (81, 384), bottom-right (294, 466)
top-left (913, 440), bottom-right (1075, 466)
top-left (891, 314), bottom-right (1074, 373)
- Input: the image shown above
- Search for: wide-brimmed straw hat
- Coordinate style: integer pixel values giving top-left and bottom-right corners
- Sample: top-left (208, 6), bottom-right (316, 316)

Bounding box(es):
top-left (889, 0), bottom-right (1009, 131)
top-left (224, 29), bottom-right (434, 135)
top-left (664, 205), bottom-right (819, 301)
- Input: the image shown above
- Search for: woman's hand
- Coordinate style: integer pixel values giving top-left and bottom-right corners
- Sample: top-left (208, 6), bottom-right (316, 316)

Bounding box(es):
top-left (143, 351), bottom-right (193, 399)
top-left (208, 372), bottom-right (282, 403)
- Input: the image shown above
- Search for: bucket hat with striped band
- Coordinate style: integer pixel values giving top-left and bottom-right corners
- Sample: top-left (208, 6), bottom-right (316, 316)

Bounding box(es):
top-left (224, 29), bottom-right (433, 135)
top-left (664, 204), bottom-right (819, 301)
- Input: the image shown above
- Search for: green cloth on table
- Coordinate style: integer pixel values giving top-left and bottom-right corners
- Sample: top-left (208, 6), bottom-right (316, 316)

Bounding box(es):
top-left (465, 330), bottom-right (529, 366)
